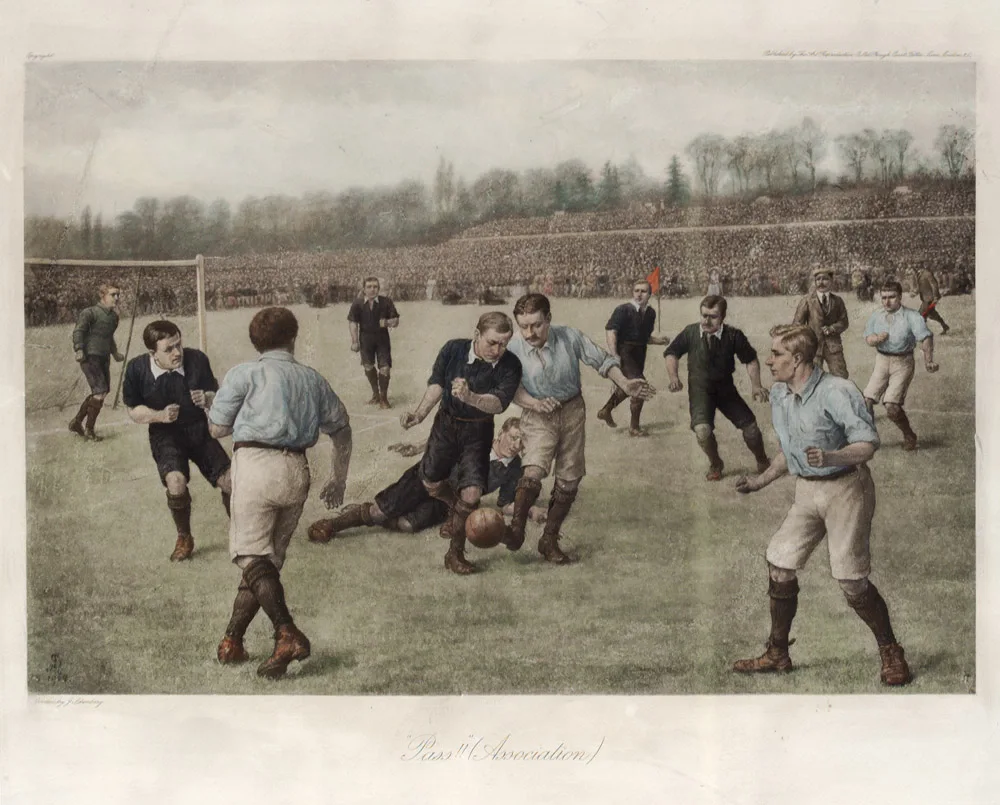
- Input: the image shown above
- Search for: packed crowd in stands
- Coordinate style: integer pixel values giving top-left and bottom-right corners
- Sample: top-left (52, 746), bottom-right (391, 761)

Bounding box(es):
top-left (25, 189), bottom-right (975, 327)
top-left (457, 185), bottom-right (976, 240)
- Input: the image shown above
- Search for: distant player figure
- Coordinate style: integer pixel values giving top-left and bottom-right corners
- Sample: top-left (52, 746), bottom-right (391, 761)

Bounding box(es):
top-left (348, 277), bottom-right (399, 409)
top-left (69, 282), bottom-right (124, 441)
top-left (792, 265), bottom-right (850, 379)
top-left (399, 311), bottom-right (522, 575)
top-left (707, 268), bottom-right (723, 296)
top-left (596, 279), bottom-right (669, 437)
top-left (663, 295), bottom-right (770, 481)
top-left (732, 325), bottom-right (911, 687)
top-left (307, 417), bottom-right (546, 541)
top-left (862, 280), bottom-right (939, 451)
top-left (917, 265), bottom-right (950, 334)
top-left (209, 307), bottom-right (352, 678)
top-left (122, 320), bottom-right (232, 562)
top-left (505, 294), bottom-right (656, 564)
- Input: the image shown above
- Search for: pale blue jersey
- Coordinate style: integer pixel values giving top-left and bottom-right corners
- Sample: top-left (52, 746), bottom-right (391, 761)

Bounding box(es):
top-left (506, 325), bottom-right (619, 401)
top-left (863, 306), bottom-right (932, 354)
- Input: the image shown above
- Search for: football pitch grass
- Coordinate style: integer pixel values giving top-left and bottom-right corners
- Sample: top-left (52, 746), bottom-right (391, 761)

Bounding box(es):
top-left (24, 294), bottom-right (976, 695)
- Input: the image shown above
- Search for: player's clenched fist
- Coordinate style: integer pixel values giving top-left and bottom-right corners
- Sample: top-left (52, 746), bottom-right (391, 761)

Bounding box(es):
top-left (160, 403), bottom-right (181, 423)
top-left (668, 378), bottom-right (684, 393)
top-left (804, 446), bottom-right (827, 468)
top-left (400, 411), bottom-right (422, 429)
top-left (451, 378), bottom-right (471, 402)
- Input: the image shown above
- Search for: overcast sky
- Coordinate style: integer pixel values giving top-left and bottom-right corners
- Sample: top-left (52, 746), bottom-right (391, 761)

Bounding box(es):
top-left (24, 60), bottom-right (975, 219)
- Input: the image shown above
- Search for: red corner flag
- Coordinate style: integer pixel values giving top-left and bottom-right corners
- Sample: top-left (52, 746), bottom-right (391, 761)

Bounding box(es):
top-left (646, 266), bottom-right (661, 295)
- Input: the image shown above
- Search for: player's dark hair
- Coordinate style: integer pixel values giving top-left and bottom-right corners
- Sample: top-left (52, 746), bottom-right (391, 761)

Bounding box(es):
top-left (475, 311), bottom-right (513, 335)
top-left (500, 416), bottom-right (521, 433)
top-left (770, 324), bottom-right (818, 365)
top-left (249, 307), bottom-right (299, 353)
top-left (700, 295), bottom-right (727, 318)
top-left (880, 280), bottom-right (903, 296)
top-left (363, 277), bottom-right (380, 287)
top-left (143, 320), bottom-right (181, 351)
top-left (99, 282), bottom-right (121, 297)
top-left (513, 293), bottom-right (551, 319)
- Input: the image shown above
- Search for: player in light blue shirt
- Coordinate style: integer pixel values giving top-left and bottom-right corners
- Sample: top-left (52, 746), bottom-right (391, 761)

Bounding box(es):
top-left (861, 280), bottom-right (939, 450)
top-left (733, 324), bottom-right (911, 687)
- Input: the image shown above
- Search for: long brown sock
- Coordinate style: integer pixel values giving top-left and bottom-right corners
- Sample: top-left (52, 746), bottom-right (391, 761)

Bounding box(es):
top-left (364, 367), bottom-right (379, 399)
top-left (887, 407), bottom-right (916, 440)
top-left (743, 425), bottom-right (769, 466)
top-left (72, 395), bottom-right (92, 426)
top-left (509, 477), bottom-right (542, 537)
top-left (85, 397), bottom-right (105, 431)
top-left (542, 485), bottom-right (577, 540)
top-left (166, 489), bottom-right (193, 535)
top-left (697, 431), bottom-right (723, 469)
top-left (225, 580), bottom-right (261, 639)
top-left (845, 582), bottom-right (897, 647)
top-left (768, 577), bottom-right (799, 649)
top-left (377, 372), bottom-right (390, 403)
top-left (446, 499), bottom-right (477, 549)
top-left (603, 387), bottom-right (628, 414)
top-left (243, 558), bottom-right (293, 629)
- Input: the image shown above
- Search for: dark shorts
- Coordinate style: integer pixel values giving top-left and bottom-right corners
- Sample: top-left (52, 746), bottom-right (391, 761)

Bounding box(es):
top-left (374, 464), bottom-right (448, 530)
top-left (80, 355), bottom-right (111, 395)
top-left (149, 420), bottom-right (231, 487)
top-left (419, 410), bottom-right (493, 492)
top-left (689, 384), bottom-right (756, 431)
top-left (359, 332), bottom-right (392, 369)
top-left (619, 342), bottom-right (648, 379)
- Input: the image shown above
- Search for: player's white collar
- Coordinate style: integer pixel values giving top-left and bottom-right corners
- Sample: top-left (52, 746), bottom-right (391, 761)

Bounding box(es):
top-left (701, 324), bottom-right (724, 339)
top-left (468, 342), bottom-right (499, 366)
top-left (150, 354), bottom-right (185, 379)
top-left (630, 300), bottom-right (646, 312)
top-left (490, 448), bottom-right (514, 466)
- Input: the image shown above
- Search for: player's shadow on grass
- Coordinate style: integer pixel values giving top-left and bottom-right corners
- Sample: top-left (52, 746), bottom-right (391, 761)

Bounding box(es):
top-left (296, 649), bottom-right (359, 677)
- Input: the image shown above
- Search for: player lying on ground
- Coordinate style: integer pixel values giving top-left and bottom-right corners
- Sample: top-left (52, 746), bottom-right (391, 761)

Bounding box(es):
top-left (308, 417), bottom-right (547, 541)
top-left (122, 320), bottom-right (232, 562)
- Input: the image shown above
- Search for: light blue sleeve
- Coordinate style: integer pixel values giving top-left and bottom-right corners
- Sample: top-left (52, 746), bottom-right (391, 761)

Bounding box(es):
top-left (863, 311), bottom-right (880, 338)
top-left (570, 327), bottom-right (620, 378)
top-left (837, 385), bottom-right (880, 449)
top-left (318, 375), bottom-right (350, 435)
top-left (208, 365), bottom-right (250, 427)
top-left (908, 309), bottom-right (933, 342)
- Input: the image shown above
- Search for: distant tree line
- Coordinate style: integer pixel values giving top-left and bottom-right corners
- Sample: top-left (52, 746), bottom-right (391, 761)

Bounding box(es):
top-left (24, 118), bottom-right (974, 260)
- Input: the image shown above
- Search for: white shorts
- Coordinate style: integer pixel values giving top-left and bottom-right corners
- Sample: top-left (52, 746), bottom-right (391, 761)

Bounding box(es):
top-left (765, 465), bottom-right (876, 580)
top-left (519, 395), bottom-right (587, 481)
top-left (229, 447), bottom-right (311, 570)
top-left (863, 352), bottom-right (915, 406)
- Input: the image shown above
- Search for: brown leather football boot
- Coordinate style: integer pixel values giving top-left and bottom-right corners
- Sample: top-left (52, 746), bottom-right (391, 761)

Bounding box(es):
top-left (169, 533), bottom-right (194, 562)
top-left (217, 635), bottom-right (250, 664)
top-left (732, 639), bottom-right (793, 674)
top-left (879, 643), bottom-right (912, 686)
top-left (538, 534), bottom-right (571, 565)
top-left (257, 624), bottom-right (311, 679)
top-left (444, 547), bottom-right (476, 575)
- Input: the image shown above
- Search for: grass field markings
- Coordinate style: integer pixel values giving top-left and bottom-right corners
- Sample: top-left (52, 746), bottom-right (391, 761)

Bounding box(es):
top-left (354, 418), bottom-right (400, 435)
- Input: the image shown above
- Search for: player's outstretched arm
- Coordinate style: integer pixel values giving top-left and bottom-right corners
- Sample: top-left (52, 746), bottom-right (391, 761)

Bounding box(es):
top-left (663, 354), bottom-right (683, 391)
top-left (920, 336), bottom-right (938, 372)
top-left (401, 384), bottom-right (443, 429)
top-left (127, 404), bottom-right (181, 425)
top-left (607, 365), bottom-right (656, 399)
top-left (735, 451), bottom-right (788, 494)
top-left (746, 360), bottom-right (769, 402)
top-left (321, 422), bottom-right (353, 509)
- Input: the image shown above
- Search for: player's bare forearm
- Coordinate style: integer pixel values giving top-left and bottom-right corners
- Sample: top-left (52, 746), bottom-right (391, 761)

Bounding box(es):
top-left (607, 365), bottom-right (634, 392)
top-left (328, 423), bottom-right (353, 484)
top-left (413, 385), bottom-right (444, 420)
top-left (467, 392), bottom-right (503, 415)
top-left (921, 336), bottom-right (934, 364)
top-left (865, 333), bottom-right (888, 347)
top-left (605, 330), bottom-right (618, 357)
top-left (746, 360), bottom-right (764, 392)
top-left (819, 441), bottom-right (877, 467)
top-left (349, 322), bottom-right (359, 345)
top-left (386, 317), bottom-right (399, 329)
top-left (648, 334), bottom-right (669, 346)
top-left (127, 405), bottom-right (170, 425)
top-left (208, 421), bottom-right (233, 439)
top-left (740, 451), bottom-right (788, 493)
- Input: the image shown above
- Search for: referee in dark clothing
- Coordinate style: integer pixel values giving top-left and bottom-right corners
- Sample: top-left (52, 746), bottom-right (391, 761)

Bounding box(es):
top-left (123, 320), bottom-right (232, 562)
top-left (348, 277), bottom-right (400, 409)
top-left (663, 295), bottom-right (770, 481)
top-left (399, 311), bottom-right (522, 575)
top-left (597, 278), bottom-right (669, 436)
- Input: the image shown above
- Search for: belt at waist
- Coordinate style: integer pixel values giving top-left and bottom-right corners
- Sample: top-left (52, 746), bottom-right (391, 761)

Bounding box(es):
top-left (877, 350), bottom-right (913, 357)
top-left (233, 441), bottom-right (307, 454)
top-left (800, 466), bottom-right (858, 482)
top-left (441, 410), bottom-right (492, 423)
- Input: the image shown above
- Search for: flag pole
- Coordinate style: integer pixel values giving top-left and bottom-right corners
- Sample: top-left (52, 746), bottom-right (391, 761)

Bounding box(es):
top-left (656, 266), bottom-right (661, 332)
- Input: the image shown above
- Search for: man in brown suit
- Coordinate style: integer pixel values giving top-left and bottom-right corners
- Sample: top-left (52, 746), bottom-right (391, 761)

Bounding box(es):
top-left (917, 265), bottom-right (950, 335)
top-left (792, 266), bottom-right (850, 379)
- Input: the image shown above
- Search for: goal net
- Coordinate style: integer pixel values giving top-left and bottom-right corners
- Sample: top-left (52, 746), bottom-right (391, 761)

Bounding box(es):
top-left (24, 256), bottom-right (208, 413)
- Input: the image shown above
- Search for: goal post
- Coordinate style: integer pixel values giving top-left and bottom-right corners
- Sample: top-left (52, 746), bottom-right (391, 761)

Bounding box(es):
top-left (24, 255), bottom-right (209, 352)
